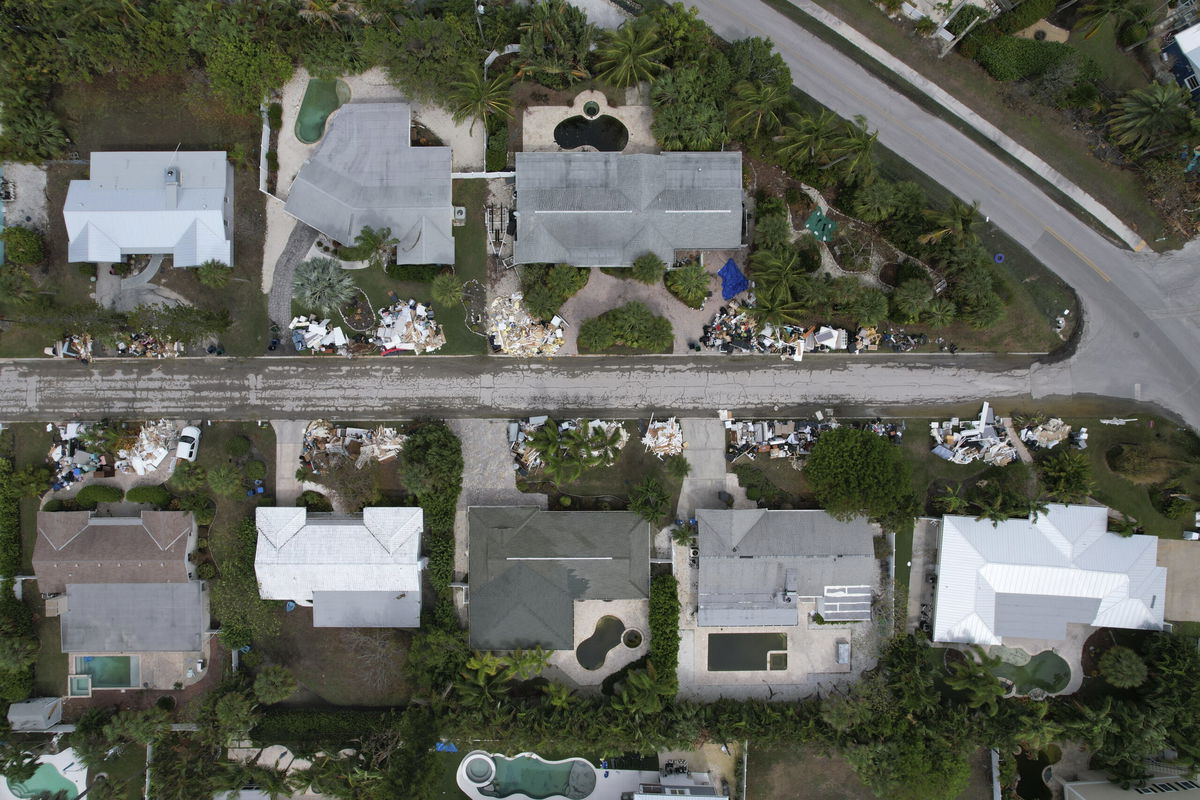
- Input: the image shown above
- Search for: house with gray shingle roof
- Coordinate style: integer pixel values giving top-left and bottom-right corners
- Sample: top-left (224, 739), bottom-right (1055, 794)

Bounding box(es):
top-left (697, 509), bottom-right (877, 627)
top-left (513, 151), bottom-right (744, 267)
top-left (467, 507), bottom-right (650, 650)
top-left (284, 103), bottom-right (455, 265)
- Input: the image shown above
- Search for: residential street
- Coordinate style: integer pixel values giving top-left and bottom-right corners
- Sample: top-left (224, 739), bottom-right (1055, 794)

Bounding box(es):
top-left (690, 0), bottom-right (1200, 430)
top-left (0, 355), bottom-right (1047, 421)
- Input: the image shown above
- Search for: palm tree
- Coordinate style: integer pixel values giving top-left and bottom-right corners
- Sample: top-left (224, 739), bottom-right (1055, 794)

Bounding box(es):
top-left (1098, 645), bottom-right (1147, 688)
top-left (749, 293), bottom-right (806, 327)
top-left (729, 81), bottom-right (790, 141)
top-left (892, 279), bottom-right (933, 323)
top-left (503, 647), bottom-right (550, 681)
top-left (937, 483), bottom-right (969, 514)
top-left (293, 257), bottom-right (356, 315)
top-left (448, 65), bottom-right (513, 136)
top-left (1038, 449), bottom-right (1095, 503)
top-left (749, 248), bottom-right (816, 307)
top-left (253, 665), bottom-right (297, 705)
top-left (582, 423), bottom-right (624, 466)
top-left (594, 21), bottom-right (665, 88)
top-left (542, 682), bottom-right (575, 709)
top-left (1023, 496), bottom-right (1050, 522)
top-left (665, 262), bottom-right (710, 308)
top-left (925, 296), bottom-right (956, 327)
top-left (852, 181), bottom-right (898, 222)
top-left (612, 665), bottom-right (668, 718)
top-left (1074, 0), bottom-right (1140, 38)
top-left (431, 271), bottom-right (465, 307)
top-left (944, 645), bottom-right (1005, 715)
top-left (196, 259), bottom-right (232, 289)
top-left (973, 492), bottom-right (1011, 527)
top-left (918, 198), bottom-right (980, 248)
top-left (351, 225), bottom-right (398, 270)
top-left (1108, 83), bottom-right (1196, 153)
top-left (0, 268), bottom-right (37, 305)
top-left (823, 115), bottom-right (878, 185)
top-left (517, 0), bottom-right (597, 88)
top-left (298, 0), bottom-right (349, 30)
top-left (774, 110), bottom-right (842, 172)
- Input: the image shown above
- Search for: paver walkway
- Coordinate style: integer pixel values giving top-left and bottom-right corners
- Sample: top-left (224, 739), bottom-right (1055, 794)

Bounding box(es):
top-left (772, 0), bottom-right (1144, 250)
top-left (267, 221), bottom-right (319, 332)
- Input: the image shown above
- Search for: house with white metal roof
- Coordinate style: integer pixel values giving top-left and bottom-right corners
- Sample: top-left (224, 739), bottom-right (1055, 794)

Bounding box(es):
top-left (284, 103), bottom-right (455, 265)
top-left (63, 151), bottom-right (233, 267)
top-left (932, 504), bottom-right (1166, 646)
top-left (514, 151), bottom-right (744, 267)
top-left (696, 509), bottom-right (878, 627)
top-left (255, 506), bottom-right (423, 628)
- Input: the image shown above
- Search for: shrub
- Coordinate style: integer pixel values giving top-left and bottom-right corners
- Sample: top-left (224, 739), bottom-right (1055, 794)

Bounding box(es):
top-left (629, 476), bottom-right (671, 524)
top-left (265, 150), bottom-right (279, 172)
top-left (486, 122), bottom-right (509, 171)
top-left (74, 484), bottom-right (124, 509)
top-left (126, 485), bottom-right (172, 507)
top-left (225, 436), bottom-right (252, 458)
top-left (0, 226), bottom-right (46, 266)
top-left (171, 461), bottom-right (207, 492)
top-left (211, 519), bottom-right (280, 647)
top-left (77, 263), bottom-right (98, 278)
top-left (521, 263), bottom-right (590, 320)
top-left (196, 260), bottom-right (233, 289)
top-left (1099, 645), bottom-right (1147, 688)
top-left (665, 263), bottom-right (710, 309)
top-left (175, 493), bottom-right (216, 525)
top-left (254, 665), bottom-right (298, 705)
top-left (648, 575), bottom-right (680, 696)
top-left (993, 0), bottom-right (1054, 34)
top-left (976, 37), bottom-right (1072, 81)
top-left (267, 102), bottom-right (283, 130)
top-left (41, 499), bottom-right (66, 513)
top-left (804, 427), bottom-right (917, 530)
top-left (297, 490), bottom-right (333, 512)
top-left (245, 460), bottom-right (267, 481)
top-left (196, 562), bottom-right (218, 580)
top-left (946, 4), bottom-right (989, 35)
top-left (630, 252), bottom-right (666, 285)
top-left (577, 302), bottom-right (673, 354)
top-left (0, 460), bottom-right (23, 578)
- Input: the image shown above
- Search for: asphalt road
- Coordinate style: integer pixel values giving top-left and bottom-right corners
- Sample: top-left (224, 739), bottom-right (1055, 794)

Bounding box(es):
top-left (691, 1), bottom-right (1200, 429)
top-left (0, 355), bottom-right (1042, 421)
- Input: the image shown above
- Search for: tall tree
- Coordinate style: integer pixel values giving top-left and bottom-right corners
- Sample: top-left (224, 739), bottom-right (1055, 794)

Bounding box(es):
top-left (1074, 0), bottom-right (1142, 38)
top-left (1108, 83), bottom-right (1196, 154)
top-left (729, 81), bottom-right (790, 141)
top-left (594, 20), bottom-right (665, 88)
top-left (448, 65), bottom-right (513, 135)
top-left (292, 257), bottom-right (355, 315)
top-left (517, 0), bottom-right (597, 89)
top-left (775, 110), bottom-right (842, 172)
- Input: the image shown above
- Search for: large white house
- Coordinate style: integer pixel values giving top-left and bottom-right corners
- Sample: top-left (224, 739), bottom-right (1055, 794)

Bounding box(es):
top-left (933, 504), bottom-right (1166, 646)
top-left (63, 151), bottom-right (233, 267)
top-left (254, 507), bottom-right (423, 628)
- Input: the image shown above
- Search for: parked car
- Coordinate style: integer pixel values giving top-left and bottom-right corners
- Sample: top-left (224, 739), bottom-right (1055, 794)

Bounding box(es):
top-left (176, 426), bottom-right (202, 462)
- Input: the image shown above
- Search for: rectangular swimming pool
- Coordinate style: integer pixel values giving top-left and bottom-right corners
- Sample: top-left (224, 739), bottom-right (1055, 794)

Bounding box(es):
top-left (707, 633), bottom-right (788, 671)
top-left (73, 655), bottom-right (139, 688)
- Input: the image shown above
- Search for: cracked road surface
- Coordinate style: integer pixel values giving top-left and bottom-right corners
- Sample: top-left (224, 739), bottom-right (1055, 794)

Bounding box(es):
top-left (0, 355), bottom-right (1049, 421)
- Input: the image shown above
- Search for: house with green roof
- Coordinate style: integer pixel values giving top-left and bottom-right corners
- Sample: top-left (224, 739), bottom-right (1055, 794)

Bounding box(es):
top-left (467, 507), bottom-right (651, 651)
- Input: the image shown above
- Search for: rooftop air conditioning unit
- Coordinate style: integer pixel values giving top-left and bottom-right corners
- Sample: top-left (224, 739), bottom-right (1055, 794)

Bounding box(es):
top-left (453, 206), bottom-right (467, 222)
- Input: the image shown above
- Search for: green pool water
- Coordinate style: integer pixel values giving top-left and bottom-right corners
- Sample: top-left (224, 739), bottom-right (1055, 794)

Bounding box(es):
top-left (576, 616), bottom-right (624, 670)
top-left (990, 651), bottom-right (1071, 695)
top-left (480, 755), bottom-right (596, 800)
top-left (8, 764), bottom-right (78, 800)
top-left (707, 632), bottom-right (789, 671)
top-left (74, 655), bottom-right (137, 688)
top-left (295, 79), bottom-right (351, 144)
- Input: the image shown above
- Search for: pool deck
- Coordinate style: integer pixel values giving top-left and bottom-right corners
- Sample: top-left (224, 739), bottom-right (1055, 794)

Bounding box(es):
top-left (547, 598), bottom-right (649, 687)
top-left (457, 752), bottom-right (729, 800)
top-left (522, 89), bottom-right (657, 154)
top-left (988, 624), bottom-right (1088, 696)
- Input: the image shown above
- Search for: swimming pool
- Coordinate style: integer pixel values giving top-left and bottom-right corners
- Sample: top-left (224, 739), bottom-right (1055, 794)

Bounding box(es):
top-left (1, 750), bottom-right (87, 800)
top-left (707, 632), bottom-right (789, 672)
top-left (576, 616), bottom-right (624, 671)
top-left (459, 752), bottom-right (596, 800)
top-left (553, 115), bottom-right (628, 152)
top-left (990, 651), bottom-right (1071, 695)
top-left (73, 655), bottom-right (139, 688)
top-left (295, 79), bottom-right (351, 144)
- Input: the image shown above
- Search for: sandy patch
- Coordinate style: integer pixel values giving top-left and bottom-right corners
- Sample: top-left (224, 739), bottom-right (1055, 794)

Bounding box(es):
top-left (2, 163), bottom-right (49, 232)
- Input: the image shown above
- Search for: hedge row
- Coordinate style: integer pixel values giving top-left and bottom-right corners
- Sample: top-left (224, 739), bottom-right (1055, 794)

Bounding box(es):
top-left (0, 460), bottom-right (20, 578)
top-left (126, 485), bottom-right (172, 507)
top-left (0, 578), bottom-right (35, 702)
top-left (75, 483), bottom-right (124, 509)
top-left (649, 574), bottom-right (681, 695)
top-left (976, 36), bottom-right (1072, 81)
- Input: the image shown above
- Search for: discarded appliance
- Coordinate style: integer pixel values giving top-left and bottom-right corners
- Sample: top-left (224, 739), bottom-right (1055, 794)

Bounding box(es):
top-left (115, 419), bottom-right (179, 476)
top-left (375, 300), bottom-right (446, 355)
top-left (289, 316), bottom-right (350, 355)
top-left (1018, 418), bottom-right (1071, 450)
top-left (929, 402), bottom-right (1017, 466)
top-left (487, 293), bottom-right (563, 356)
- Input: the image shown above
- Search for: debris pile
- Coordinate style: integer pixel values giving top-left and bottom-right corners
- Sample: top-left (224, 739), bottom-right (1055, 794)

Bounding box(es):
top-left (115, 333), bottom-right (183, 358)
top-left (47, 422), bottom-right (109, 490)
top-left (45, 335), bottom-right (93, 362)
top-left (487, 293), bottom-right (563, 356)
top-left (375, 300), bottom-right (445, 355)
top-left (876, 330), bottom-right (928, 353)
top-left (642, 417), bottom-right (685, 459)
top-left (930, 402), bottom-right (1018, 466)
top-left (721, 410), bottom-right (903, 465)
top-left (1019, 418), bottom-right (1071, 450)
top-left (290, 316), bottom-right (349, 355)
top-left (699, 300), bottom-right (850, 357)
top-left (116, 419), bottom-right (179, 476)
top-left (301, 420), bottom-right (405, 473)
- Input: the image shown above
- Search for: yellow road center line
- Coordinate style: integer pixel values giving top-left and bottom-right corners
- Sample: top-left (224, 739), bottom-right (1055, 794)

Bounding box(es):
top-left (1044, 226), bottom-right (1111, 282)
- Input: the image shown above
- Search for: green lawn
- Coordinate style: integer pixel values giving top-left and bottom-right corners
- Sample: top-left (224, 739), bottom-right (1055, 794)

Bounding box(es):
top-left (32, 614), bottom-right (68, 697)
top-left (1068, 21), bottom-right (1149, 93)
top-left (452, 179), bottom-right (488, 284)
top-left (761, 0), bottom-right (1171, 249)
top-left (91, 743), bottom-right (147, 800)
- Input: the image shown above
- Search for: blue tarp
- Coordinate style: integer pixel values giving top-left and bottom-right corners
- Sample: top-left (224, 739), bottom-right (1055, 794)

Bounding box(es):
top-left (718, 259), bottom-right (748, 300)
top-left (435, 742), bottom-right (459, 752)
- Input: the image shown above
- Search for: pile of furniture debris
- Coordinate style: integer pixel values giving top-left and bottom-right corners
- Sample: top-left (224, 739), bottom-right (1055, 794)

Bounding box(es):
top-left (642, 417), bottom-right (685, 458)
top-left (301, 420), bottom-right (406, 472)
top-left (487, 293), bottom-right (564, 356)
top-left (375, 300), bottom-right (445, 355)
top-left (700, 300), bottom-right (850, 357)
top-left (721, 410), bottom-right (903, 466)
top-left (45, 335), bottom-right (93, 362)
top-left (116, 418), bottom-right (179, 476)
top-left (114, 333), bottom-right (184, 358)
top-left (930, 402), bottom-right (1018, 466)
top-left (1019, 417), bottom-right (1089, 451)
top-left (290, 316), bottom-right (349, 354)
top-left (47, 422), bottom-right (111, 490)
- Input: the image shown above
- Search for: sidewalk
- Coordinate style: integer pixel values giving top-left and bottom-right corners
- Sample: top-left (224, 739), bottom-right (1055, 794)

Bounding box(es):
top-left (781, 0), bottom-right (1146, 251)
